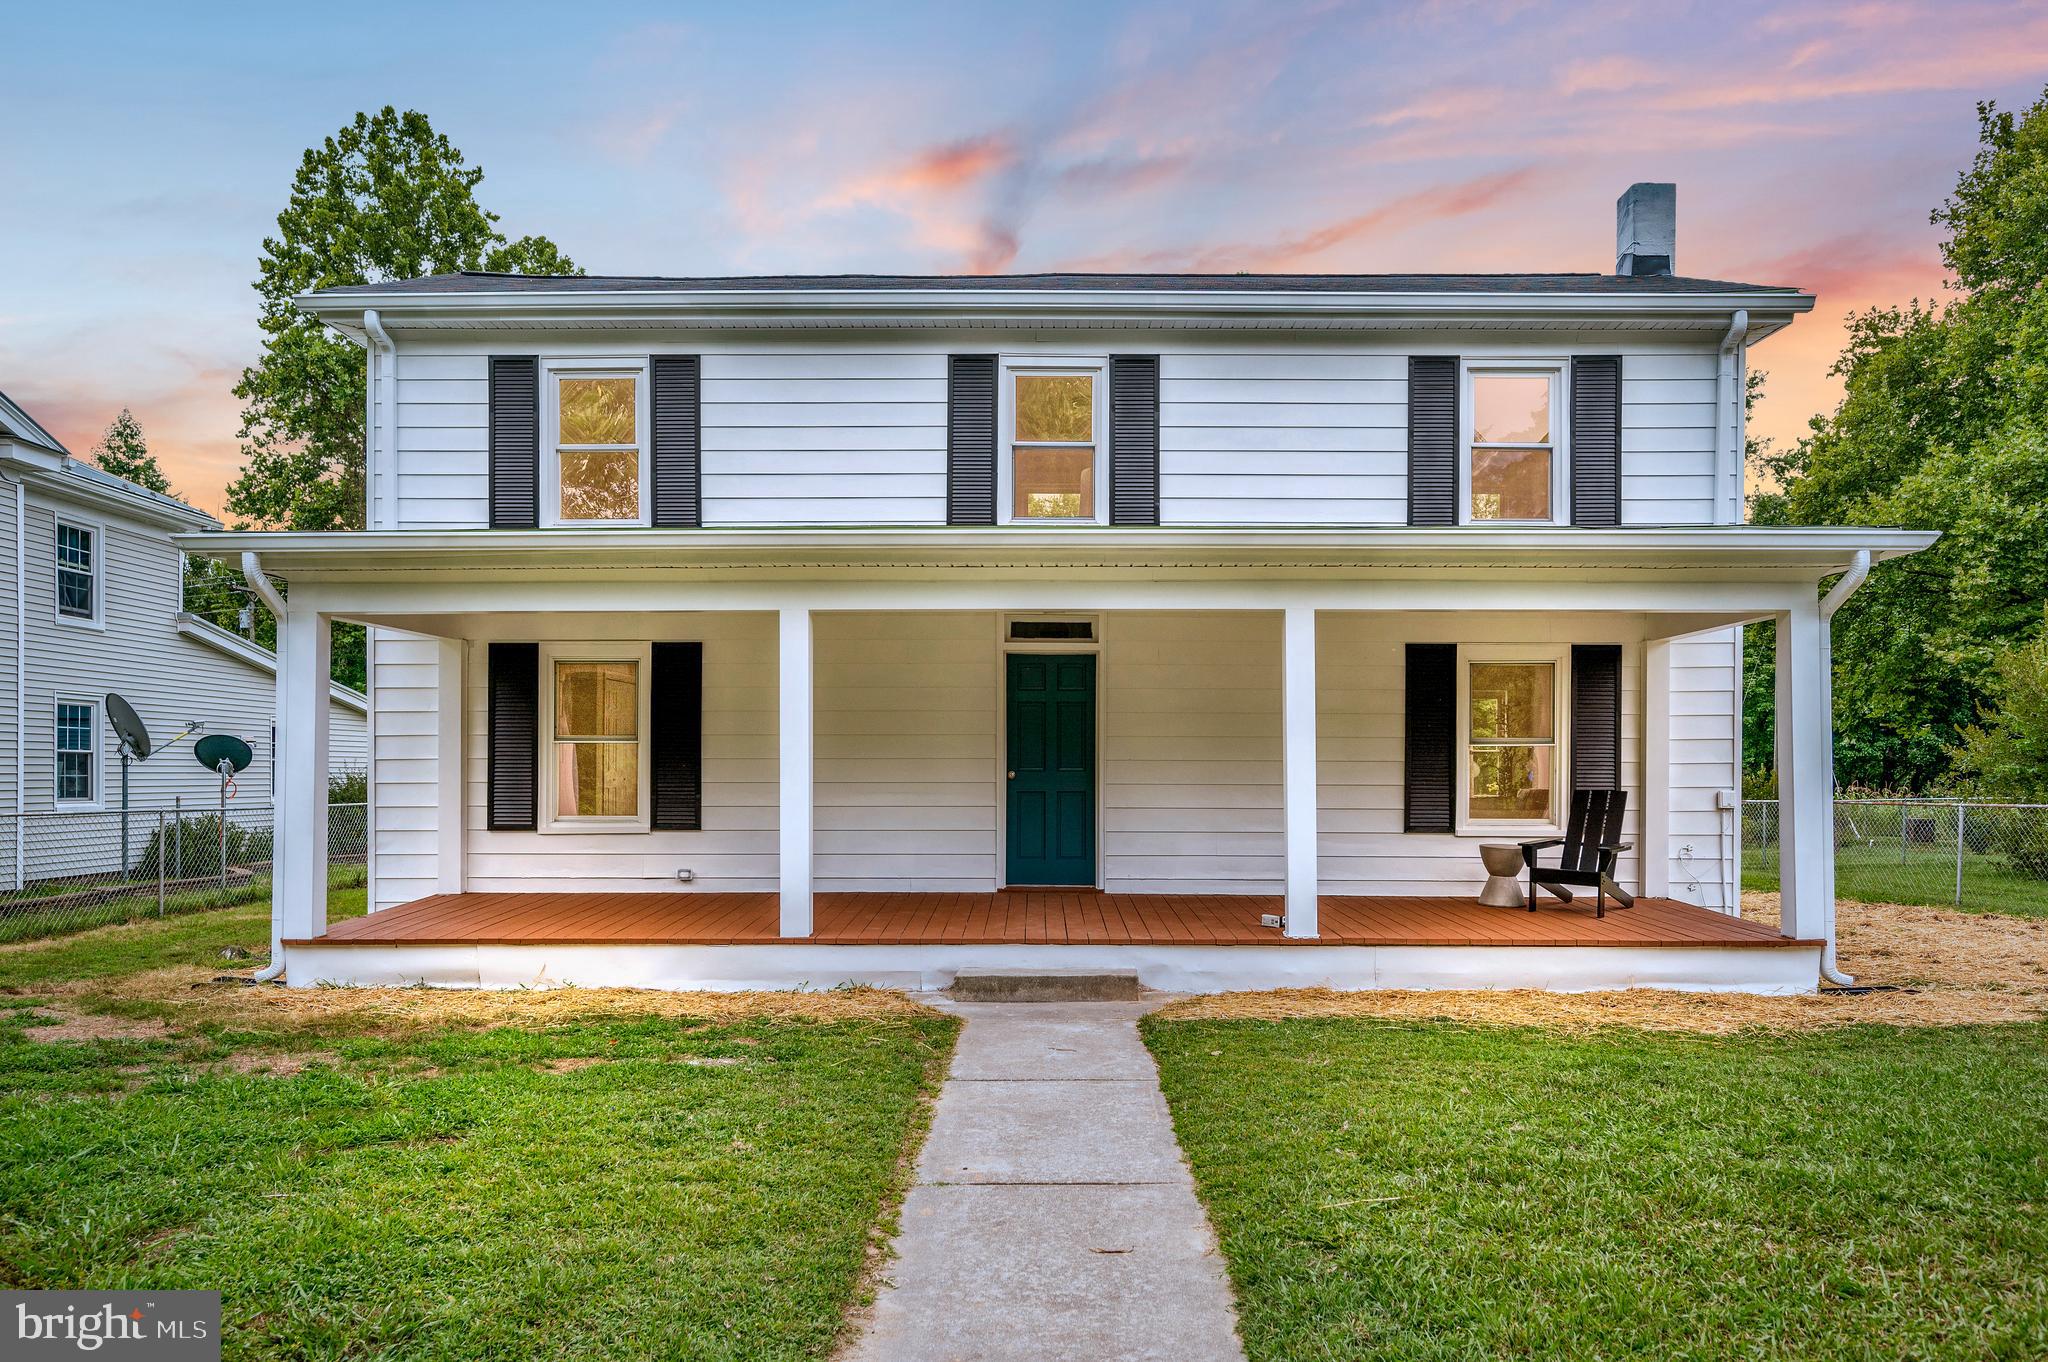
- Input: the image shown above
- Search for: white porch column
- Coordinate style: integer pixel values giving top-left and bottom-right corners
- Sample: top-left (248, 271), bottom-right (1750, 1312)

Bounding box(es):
top-left (1281, 605), bottom-right (1319, 939)
top-left (1640, 637), bottom-right (1673, 899)
top-left (778, 606), bottom-right (814, 937)
top-left (433, 637), bottom-right (465, 896)
top-left (1774, 599), bottom-right (1830, 944)
top-left (275, 607), bottom-right (332, 953)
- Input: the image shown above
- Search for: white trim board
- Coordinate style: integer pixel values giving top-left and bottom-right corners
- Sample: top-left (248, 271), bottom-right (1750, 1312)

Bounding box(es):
top-left (282, 939), bottom-right (1822, 996)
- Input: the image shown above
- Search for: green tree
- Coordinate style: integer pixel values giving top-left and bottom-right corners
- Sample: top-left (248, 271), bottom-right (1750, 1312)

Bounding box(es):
top-left (1746, 87), bottom-right (2048, 790)
top-left (181, 557), bottom-right (368, 693)
top-left (1947, 624), bottom-right (2048, 801)
top-left (227, 106), bottom-right (578, 530)
top-left (90, 408), bottom-right (175, 496)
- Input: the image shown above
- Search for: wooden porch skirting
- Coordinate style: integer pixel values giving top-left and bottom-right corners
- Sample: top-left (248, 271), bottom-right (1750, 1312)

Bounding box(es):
top-left (295, 890), bottom-right (1809, 951)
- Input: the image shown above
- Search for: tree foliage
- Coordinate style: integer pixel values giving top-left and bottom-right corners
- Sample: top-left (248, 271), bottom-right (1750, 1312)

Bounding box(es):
top-left (90, 408), bottom-right (174, 496)
top-left (227, 107), bottom-right (578, 530)
top-left (1946, 623), bottom-right (2048, 801)
top-left (1747, 87), bottom-right (2048, 791)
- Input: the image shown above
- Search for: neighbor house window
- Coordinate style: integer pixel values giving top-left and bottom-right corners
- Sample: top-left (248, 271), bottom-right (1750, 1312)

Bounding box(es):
top-left (1462, 656), bottom-right (1562, 828)
top-left (547, 653), bottom-right (645, 824)
top-left (55, 701), bottom-right (96, 805)
top-left (1466, 367), bottom-right (1564, 523)
top-left (55, 521), bottom-right (98, 622)
top-left (546, 366), bottom-right (647, 525)
top-left (1006, 362), bottom-right (1102, 522)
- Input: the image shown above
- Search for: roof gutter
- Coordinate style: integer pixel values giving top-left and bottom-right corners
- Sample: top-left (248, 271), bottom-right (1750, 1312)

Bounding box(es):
top-left (241, 552), bottom-right (289, 983)
top-left (1814, 548), bottom-right (1872, 986)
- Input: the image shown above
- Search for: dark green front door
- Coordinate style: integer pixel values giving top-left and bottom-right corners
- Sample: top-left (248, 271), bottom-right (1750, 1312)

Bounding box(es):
top-left (1006, 653), bottom-right (1096, 886)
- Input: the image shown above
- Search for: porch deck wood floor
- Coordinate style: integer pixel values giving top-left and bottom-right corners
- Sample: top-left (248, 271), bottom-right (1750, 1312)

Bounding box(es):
top-left (297, 891), bottom-right (1811, 950)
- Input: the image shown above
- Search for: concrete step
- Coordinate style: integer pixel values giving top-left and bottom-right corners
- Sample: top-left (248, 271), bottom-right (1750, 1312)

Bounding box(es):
top-left (946, 969), bottom-right (1145, 1003)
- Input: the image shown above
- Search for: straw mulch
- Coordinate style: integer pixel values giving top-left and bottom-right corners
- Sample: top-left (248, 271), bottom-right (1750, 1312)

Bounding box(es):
top-left (50, 969), bottom-right (942, 1038)
top-left (1154, 893), bottom-right (2048, 1034)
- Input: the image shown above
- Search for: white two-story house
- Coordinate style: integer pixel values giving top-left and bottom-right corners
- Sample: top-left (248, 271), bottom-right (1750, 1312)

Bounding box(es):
top-left (185, 185), bottom-right (1933, 994)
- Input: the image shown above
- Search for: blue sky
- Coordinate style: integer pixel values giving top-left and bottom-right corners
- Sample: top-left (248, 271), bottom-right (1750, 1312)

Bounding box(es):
top-left (4, 0), bottom-right (2046, 515)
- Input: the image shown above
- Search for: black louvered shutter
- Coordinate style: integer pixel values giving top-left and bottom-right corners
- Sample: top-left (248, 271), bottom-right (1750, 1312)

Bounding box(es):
top-left (651, 355), bottom-right (702, 528)
top-left (487, 642), bottom-right (539, 831)
top-left (1108, 354), bottom-right (1160, 525)
top-left (1570, 356), bottom-right (1622, 527)
top-left (1571, 644), bottom-right (1623, 790)
top-left (489, 356), bottom-right (540, 529)
top-left (1404, 643), bottom-right (1457, 833)
top-left (1407, 357), bottom-right (1458, 527)
top-left (947, 355), bottom-right (997, 525)
top-left (651, 642), bottom-right (704, 831)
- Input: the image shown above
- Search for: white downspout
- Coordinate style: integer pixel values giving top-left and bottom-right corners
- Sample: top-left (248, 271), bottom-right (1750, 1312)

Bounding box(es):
top-left (11, 477), bottom-right (24, 892)
top-left (361, 310), bottom-right (394, 533)
top-left (242, 551), bottom-right (291, 982)
top-left (1717, 309), bottom-right (1751, 525)
top-left (1815, 548), bottom-right (1871, 985)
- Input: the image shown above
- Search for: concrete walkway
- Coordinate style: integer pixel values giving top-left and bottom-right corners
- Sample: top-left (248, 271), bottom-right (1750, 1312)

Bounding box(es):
top-left (845, 1001), bottom-right (1247, 1362)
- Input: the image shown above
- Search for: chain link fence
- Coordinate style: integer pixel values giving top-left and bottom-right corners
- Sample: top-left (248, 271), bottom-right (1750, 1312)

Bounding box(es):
top-left (0, 802), bottom-right (367, 944)
top-left (1743, 799), bottom-right (2048, 914)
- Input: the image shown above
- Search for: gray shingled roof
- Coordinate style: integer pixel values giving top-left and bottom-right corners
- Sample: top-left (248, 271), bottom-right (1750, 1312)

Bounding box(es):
top-left (312, 270), bottom-right (1803, 298)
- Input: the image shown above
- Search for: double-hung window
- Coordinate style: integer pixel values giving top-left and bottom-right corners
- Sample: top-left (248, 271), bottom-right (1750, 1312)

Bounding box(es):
top-left (55, 520), bottom-right (99, 623)
top-left (544, 645), bottom-right (649, 828)
top-left (1465, 365), bottom-right (1566, 524)
top-left (1458, 649), bottom-right (1567, 832)
top-left (545, 363), bottom-right (648, 525)
top-left (1003, 360), bottom-right (1104, 523)
top-left (55, 700), bottom-right (97, 806)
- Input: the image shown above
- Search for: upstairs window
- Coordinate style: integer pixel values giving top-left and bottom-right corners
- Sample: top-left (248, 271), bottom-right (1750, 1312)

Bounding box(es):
top-left (546, 365), bottom-right (647, 525)
top-left (547, 652), bottom-right (646, 826)
top-left (1466, 367), bottom-right (1565, 524)
top-left (55, 521), bottom-right (98, 622)
top-left (55, 700), bottom-right (96, 805)
top-left (1005, 362), bottom-right (1103, 523)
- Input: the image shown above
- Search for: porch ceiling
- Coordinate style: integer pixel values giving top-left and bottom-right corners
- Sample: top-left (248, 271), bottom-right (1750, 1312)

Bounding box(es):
top-left (292, 891), bottom-right (1813, 951)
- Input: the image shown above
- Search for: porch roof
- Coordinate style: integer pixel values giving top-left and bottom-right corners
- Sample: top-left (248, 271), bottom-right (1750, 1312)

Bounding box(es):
top-left (183, 525), bottom-right (1935, 586)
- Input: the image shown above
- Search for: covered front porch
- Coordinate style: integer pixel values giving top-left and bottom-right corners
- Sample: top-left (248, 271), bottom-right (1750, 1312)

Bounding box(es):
top-left (200, 526), bottom-right (1937, 994)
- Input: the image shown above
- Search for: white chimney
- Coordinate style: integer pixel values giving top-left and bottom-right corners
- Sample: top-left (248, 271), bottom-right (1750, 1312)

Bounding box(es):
top-left (1616, 183), bottom-right (1676, 276)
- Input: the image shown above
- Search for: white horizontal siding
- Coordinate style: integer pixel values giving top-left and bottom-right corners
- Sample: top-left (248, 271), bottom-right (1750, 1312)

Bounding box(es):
top-left (383, 336), bottom-right (1731, 531)
top-left (1665, 626), bottom-right (1741, 910)
top-left (1159, 354), bottom-right (1407, 525)
top-left (814, 612), bottom-right (996, 890)
top-left (1102, 612), bottom-right (1282, 892)
top-left (1317, 612), bottom-right (1646, 896)
top-left (368, 627), bottom-right (442, 910)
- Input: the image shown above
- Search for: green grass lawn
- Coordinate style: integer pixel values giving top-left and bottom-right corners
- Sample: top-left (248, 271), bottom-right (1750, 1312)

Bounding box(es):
top-left (1146, 1017), bottom-right (2048, 1361)
top-left (0, 901), bottom-right (956, 1361)
top-left (1742, 841), bottom-right (2048, 917)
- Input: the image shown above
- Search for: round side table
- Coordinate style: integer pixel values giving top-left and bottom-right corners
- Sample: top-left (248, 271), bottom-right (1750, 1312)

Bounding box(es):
top-left (1478, 844), bottom-right (1526, 908)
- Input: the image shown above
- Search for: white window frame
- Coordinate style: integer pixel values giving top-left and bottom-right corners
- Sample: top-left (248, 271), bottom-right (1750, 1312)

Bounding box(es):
top-left (1459, 360), bottom-right (1569, 527)
top-left (1454, 643), bottom-right (1570, 838)
top-left (998, 355), bottom-right (1108, 526)
top-left (52, 515), bottom-right (105, 630)
top-left (540, 358), bottom-right (652, 528)
top-left (54, 697), bottom-right (101, 810)
top-left (538, 641), bottom-right (653, 833)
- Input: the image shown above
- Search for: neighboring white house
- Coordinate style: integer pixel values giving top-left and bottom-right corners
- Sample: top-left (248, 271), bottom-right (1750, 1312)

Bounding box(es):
top-left (0, 390), bottom-right (368, 885)
top-left (185, 184), bottom-right (1935, 994)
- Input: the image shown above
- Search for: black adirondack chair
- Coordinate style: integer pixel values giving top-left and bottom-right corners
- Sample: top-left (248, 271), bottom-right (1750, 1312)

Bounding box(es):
top-left (1519, 789), bottom-right (1634, 918)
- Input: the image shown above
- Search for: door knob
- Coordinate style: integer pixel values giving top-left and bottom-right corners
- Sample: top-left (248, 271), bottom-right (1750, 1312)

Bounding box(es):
top-left (1008, 771), bottom-right (1016, 779)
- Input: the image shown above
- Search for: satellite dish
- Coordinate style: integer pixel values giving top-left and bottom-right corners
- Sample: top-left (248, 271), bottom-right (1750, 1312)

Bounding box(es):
top-left (193, 733), bottom-right (253, 775)
top-left (106, 693), bottom-right (151, 760)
